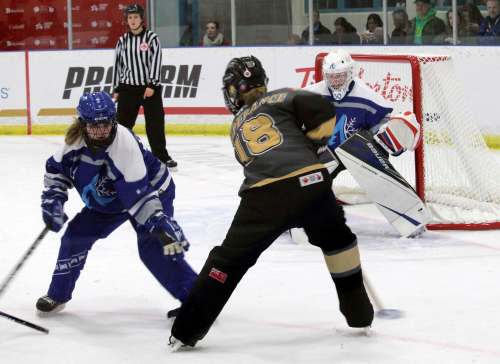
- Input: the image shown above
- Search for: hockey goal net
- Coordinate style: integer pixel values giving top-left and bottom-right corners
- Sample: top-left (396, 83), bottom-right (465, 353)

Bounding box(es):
top-left (314, 53), bottom-right (500, 230)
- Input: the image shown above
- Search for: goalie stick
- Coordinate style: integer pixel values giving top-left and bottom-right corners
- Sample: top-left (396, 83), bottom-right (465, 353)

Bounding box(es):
top-left (0, 226), bottom-right (50, 334)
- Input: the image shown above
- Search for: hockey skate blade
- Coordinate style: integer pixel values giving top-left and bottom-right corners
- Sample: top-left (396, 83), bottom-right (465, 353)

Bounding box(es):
top-left (376, 309), bottom-right (404, 319)
top-left (168, 335), bottom-right (189, 352)
top-left (36, 303), bottom-right (66, 317)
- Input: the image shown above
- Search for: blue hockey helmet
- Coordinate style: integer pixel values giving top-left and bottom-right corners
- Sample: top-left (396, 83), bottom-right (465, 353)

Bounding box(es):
top-left (77, 91), bottom-right (116, 124)
top-left (77, 92), bottom-right (117, 150)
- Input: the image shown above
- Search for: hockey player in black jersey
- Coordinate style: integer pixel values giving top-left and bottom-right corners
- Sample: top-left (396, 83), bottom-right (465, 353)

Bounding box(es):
top-left (169, 56), bottom-right (374, 350)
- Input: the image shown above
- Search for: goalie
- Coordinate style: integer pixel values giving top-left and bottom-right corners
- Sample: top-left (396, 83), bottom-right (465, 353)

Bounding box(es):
top-left (298, 49), bottom-right (430, 237)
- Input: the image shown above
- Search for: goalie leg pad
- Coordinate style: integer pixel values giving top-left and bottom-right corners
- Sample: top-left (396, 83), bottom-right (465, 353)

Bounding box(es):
top-left (337, 131), bottom-right (431, 237)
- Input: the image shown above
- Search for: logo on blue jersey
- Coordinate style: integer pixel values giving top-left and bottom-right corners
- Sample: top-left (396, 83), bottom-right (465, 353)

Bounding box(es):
top-left (328, 114), bottom-right (359, 149)
top-left (82, 174), bottom-right (116, 207)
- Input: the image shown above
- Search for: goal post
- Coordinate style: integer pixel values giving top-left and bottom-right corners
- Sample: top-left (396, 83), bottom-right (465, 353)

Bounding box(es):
top-left (314, 52), bottom-right (500, 230)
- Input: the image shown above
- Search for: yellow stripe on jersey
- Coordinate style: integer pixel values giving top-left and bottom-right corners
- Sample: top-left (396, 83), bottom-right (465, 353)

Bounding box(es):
top-left (306, 116), bottom-right (336, 141)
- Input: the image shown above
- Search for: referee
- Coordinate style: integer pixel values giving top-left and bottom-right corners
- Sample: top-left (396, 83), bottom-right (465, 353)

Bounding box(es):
top-left (112, 4), bottom-right (177, 168)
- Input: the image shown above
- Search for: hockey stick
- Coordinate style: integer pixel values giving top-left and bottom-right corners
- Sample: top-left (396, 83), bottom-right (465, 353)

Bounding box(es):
top-left (0, 227), bottom-right (50, 334)
top-left (363, 274), bottom-right (404, 319)
top-left (0, 310), bottom-right (49, 334)
top-left (0, 226), bottom-right (49, 299)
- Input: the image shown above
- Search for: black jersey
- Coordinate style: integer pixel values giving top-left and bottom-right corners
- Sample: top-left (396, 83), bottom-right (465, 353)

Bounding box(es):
top-left (230, 88), bottom-right (336, 193)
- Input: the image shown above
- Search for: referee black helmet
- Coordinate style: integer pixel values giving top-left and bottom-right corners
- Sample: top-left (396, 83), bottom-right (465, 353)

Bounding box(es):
top-left (124, 4), bottom-right (145, 19)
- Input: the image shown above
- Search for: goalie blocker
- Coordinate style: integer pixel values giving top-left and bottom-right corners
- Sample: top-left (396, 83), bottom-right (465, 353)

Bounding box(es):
top-left (336, 130), bottom-right (431, 237)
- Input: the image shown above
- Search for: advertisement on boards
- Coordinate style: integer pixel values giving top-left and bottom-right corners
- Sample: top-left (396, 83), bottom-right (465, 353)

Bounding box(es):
top-left (0, 52), bottom-right (27, 124)
top-left (26, 46), bottom-right (416, 125)
top-left (2, 45), bottom-right (499, 138)
top-left (0, 1), bottom-right (147, 51)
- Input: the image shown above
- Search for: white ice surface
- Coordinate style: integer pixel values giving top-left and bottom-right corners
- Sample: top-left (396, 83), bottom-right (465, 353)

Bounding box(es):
top-left (0, 136), bottom-right (499, 364)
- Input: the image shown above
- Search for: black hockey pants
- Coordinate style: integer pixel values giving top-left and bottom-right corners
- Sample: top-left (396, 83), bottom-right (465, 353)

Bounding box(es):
top-left (116, 83), bottom-right (171, 162)
top-left (171, 168), bottom-right (373, 346)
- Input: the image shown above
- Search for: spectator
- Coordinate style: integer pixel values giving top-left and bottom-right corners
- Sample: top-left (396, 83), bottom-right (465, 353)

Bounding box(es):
top-left (179, 23), bottom-right (194, 46)
top-left (478, 0), bottom-right (500, 44)
top-left (461, 3), bottom-right (484, 35)
top-left (287, 33), bottom-right (303, 45)
top-left (360, 13), bottom-right (384, 44)
top-left (390, 9), bottom-right (410, 44)
top-left (301, 10), bottom-right (332, 44)
top-left (201, 21), bottom-right (228, 46)
top-left (443, 9), bottom-right (467, 44)
top-left (408, 0), bottom-right (446, 44)
top-left (332, 17), bottom-right (361, 44)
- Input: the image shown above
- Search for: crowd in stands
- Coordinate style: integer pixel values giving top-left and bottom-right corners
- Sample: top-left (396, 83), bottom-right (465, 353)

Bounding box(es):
top-left (176, 0), bottom-right (499, 47)
top-left (285, 0), bottom-right (499, 46)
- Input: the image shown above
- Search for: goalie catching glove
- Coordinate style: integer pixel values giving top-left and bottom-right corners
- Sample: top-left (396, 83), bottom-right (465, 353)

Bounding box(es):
top-left (374, 111), bottom-right (421, 156)
top-left (145, 214), bottom-right (190, 261)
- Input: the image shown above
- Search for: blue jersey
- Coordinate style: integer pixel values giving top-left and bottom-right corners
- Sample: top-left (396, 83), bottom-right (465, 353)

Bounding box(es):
top-left (42, 124), bottom-right (173, 227)
top-left (304, 78), bottom-right (393, 150)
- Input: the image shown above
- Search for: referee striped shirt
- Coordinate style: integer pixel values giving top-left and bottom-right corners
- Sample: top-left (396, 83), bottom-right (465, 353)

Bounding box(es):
top-left (112, 29), bottom-right (162, 92)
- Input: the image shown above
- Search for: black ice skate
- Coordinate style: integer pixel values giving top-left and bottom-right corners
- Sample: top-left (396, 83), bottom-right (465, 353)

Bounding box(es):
top-left (165, 158), bottom-right (178, 170)
top-left (166, 307), bottom-right (180, 320)
top-left (168, 335), bottom-right (190, 352)
top-left (36, 295), bottom-right (66, 315)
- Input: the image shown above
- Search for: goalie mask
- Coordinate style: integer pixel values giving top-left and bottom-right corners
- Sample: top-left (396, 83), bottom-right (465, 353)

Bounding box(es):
top-left (222, 56), bottom-right (268, 115)
top-left (322, 49), bottom-right (355, 101)
top-left (77, 92), bottom-right (117, 150)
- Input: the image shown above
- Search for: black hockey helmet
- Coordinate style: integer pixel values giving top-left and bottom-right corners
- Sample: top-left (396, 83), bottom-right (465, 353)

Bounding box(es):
top-left (222, 56), bottom-right (268, 115)
top-left (124, 3), bottom-right (145, 19)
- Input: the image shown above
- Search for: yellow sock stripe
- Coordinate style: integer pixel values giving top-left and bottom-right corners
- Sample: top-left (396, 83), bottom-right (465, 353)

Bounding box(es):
top-left (323, 243), bottom-right (361, 277)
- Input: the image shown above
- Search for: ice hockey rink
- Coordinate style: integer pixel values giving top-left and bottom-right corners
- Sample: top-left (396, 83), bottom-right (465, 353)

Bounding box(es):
top-left (1, 135), bottom-right (499, 364)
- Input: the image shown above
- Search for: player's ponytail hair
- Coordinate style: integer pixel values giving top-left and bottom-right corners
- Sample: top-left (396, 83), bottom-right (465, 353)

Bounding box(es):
top-left (241, 86), bottom-right (266, 107)
top-left (65, 118), bottom-right (85, 145)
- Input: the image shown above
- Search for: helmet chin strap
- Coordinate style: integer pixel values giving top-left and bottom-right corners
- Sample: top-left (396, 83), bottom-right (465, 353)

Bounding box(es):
top-left (327, 80), bottom-right (355, 101)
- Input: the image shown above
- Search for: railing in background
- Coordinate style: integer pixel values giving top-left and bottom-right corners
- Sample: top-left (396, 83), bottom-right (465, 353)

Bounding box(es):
top-left (2, 0), bottom-right (497, 50)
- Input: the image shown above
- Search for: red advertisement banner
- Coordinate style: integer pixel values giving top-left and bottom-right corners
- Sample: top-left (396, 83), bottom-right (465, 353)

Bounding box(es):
top-left (1, 1), bottom-right (146, 50)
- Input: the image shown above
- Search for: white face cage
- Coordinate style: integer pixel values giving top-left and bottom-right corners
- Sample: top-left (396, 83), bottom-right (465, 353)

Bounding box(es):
top-left (85, 122), bottom-right (113, 141)
top-left (322, 51), bottom-right (355, 101)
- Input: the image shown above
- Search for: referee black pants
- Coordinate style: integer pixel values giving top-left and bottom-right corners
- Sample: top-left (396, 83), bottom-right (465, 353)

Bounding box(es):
top-left (116, 83), bottom-right (171, 162)
top-left (171, 168), bottom-right (373, 346)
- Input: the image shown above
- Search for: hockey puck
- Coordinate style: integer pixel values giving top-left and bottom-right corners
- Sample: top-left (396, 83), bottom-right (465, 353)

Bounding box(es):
top-left (375, 309), bottom-right (404, 319)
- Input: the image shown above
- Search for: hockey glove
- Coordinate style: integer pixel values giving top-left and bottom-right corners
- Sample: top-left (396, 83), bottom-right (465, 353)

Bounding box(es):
top-left (148, 214), bottom-right (190, 261)
top-left (41, 199), bottom-right (68, 232)
top-left (374, 111), bottom-right (421, 156)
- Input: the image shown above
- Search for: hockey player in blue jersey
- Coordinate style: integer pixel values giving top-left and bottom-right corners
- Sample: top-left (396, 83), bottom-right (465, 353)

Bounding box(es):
top-left (305, 49), bottom-right (421, 171)
top-left (305, 49), bottom-right (394, 174)
top-left (36, 91), bottom-right (197, 314)
top-left (300, 49), bottom-right (427, 238)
